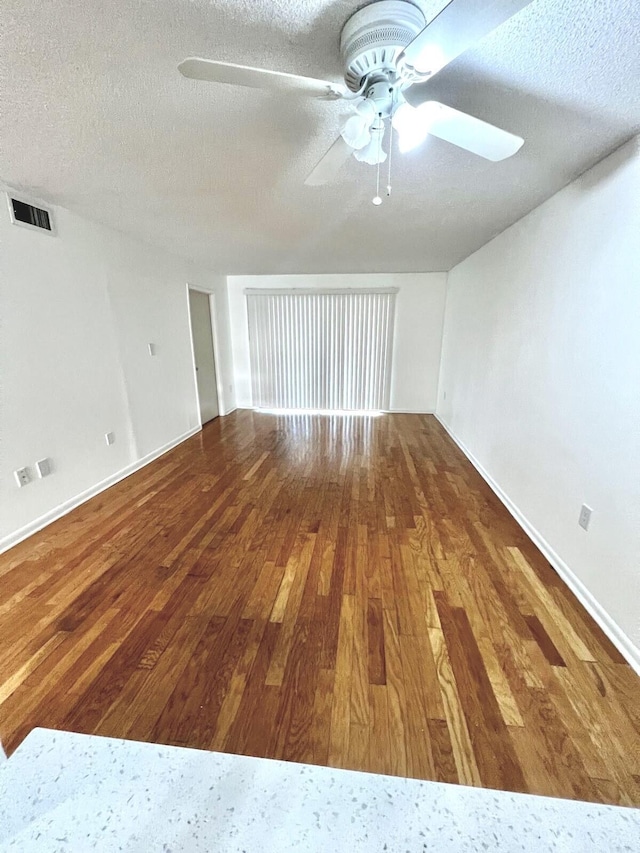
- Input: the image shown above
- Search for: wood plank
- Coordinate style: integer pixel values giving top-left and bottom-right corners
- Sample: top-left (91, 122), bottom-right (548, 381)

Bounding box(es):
top-left (328, 595), bottom-right (354, 766)
top-left (506, 547), bottom-right (596, 662)
top-left (381, 607), bottom-right (408, 777)
top-left (434, 593), bottom-right (527, 792)
top-left (428, 625), bottom-right (481, 787)
top-left (367, 598), bottom-right (386, 686)
top-left (525, 615), bottom-right (567, 668)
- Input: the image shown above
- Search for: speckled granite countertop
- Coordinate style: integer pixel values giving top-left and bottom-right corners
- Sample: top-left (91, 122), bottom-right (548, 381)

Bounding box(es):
top-left (0, 728), bottom-right (638, 852)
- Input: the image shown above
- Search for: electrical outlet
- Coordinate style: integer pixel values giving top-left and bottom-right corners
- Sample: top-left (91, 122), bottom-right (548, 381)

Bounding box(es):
top-left (148, 343), bottom-right (156, 356)
top-left (105, 432), bottom-right (115, 446)
top-left (14, 468), bottom-right (31, 487)
top-left (578, 504), bottom-right (593, 531)
top-left (36, 458), bottom-right (52, 478)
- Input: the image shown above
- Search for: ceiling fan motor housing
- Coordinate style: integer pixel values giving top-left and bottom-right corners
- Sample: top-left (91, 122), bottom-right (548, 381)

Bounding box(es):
top-left (340, 0), bottom-right (426, 92)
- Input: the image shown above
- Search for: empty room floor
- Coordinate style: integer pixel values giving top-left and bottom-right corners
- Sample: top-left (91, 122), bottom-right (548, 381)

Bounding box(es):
top-left (1, 411), bottom-right (639, 806)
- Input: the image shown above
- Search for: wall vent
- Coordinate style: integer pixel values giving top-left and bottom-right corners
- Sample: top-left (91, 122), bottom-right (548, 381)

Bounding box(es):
top-left (7, 194), bottom-right (54, 234)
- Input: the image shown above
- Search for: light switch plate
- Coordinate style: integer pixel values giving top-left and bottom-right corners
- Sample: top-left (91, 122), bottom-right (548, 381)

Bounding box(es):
top-left (578, 504), bottom-right (593, 531)
top-left (105, 432), bottom-right (115, 446)
top-left (36, 458), bottom-right (52, 478)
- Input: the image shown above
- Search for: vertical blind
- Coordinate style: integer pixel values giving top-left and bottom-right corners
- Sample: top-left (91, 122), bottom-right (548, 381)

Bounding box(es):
top-left (246, 289), bottom-right (396, 411)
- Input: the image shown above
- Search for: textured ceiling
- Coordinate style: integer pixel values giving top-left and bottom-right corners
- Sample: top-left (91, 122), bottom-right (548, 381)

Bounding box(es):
top-left (2, 0), bottom-right (639, 273)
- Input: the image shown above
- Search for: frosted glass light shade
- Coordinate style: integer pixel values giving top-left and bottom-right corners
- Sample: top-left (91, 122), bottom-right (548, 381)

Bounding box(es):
top-left (392, 102), bottom-right (432, 153)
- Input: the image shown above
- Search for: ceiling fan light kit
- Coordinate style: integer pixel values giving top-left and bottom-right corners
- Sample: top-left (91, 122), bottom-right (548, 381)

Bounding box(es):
top-left (178, 0), bottom-right (531, 199)
top-left (392, 102), bottom-right (432, 153)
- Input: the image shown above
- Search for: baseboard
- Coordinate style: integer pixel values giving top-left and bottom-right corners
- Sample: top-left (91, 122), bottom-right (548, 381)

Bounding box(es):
top-left (435, 414), bottom-right (640, 676)
top-left (0, 427), bottom-right (201, 556)
top-left (237, 407), bottom-right (434, 415)
top-left (386, 409), bottom-right (435, 414)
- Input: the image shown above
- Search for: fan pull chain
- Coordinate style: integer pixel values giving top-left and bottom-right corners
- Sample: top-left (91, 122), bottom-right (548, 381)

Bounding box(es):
top-left (387, 117), bottom-right (393, 197)
top-left (373, 114), bottom-right (383, 206)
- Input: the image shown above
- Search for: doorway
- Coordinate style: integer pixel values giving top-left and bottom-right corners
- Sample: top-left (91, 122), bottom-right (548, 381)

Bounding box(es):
top-left (188, 288), bottom-right (220, 424)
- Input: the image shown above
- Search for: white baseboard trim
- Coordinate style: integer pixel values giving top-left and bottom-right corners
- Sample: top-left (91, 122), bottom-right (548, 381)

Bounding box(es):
top-left (389, 410), bottom-right (436, 416)
top-left (237, 407), bottom-right (434, 415)
top-left (0, 427), bottom-right (201, 556)
top-left (435, 414), bottom-right (640, 676)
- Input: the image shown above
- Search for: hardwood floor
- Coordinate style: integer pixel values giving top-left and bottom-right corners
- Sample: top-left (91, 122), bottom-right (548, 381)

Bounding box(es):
top-left (1, 411), bottom-right (639, 805)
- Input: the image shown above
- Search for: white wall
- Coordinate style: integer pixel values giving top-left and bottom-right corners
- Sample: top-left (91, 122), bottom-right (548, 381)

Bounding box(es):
top-left (437, 136), bottom-right (640, 665)
top-left (227, 273), bottom-right (447, 412)
top-left (0, 195), bottom-right (234, 550)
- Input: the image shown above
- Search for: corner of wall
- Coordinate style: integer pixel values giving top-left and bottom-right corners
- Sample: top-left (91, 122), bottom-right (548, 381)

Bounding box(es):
top-left (434, 269), bottom-right (450, 421)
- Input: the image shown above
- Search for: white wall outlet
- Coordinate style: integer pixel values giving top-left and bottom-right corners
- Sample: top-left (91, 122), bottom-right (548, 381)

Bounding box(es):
top-left (14, 467), bottom-right (31, 487)
top-left (578, 504), bottom-right (593, 531)
top-left (148, 343), bottom-right (156, 356)
top-left (35, 458), bottom-right (52, 478)
top-left (105, 432), bottom-right (115, 446)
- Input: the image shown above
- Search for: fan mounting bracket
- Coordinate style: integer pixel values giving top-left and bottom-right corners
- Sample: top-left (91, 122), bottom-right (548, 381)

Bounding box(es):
top-left (339, 0), bottom-right (426, 93)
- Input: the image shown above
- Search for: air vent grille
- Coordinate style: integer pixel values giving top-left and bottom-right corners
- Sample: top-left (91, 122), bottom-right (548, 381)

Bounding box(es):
top-left (348, 25), bottom-right (415, 57)
top-left (9, 198), bottom-right (52, 232)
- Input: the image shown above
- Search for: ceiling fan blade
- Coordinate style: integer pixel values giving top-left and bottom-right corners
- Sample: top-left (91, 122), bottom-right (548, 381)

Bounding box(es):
top-left (178, 58), bottom-right (346, 99)
top-left (400, 0), bottom-right (535, 78)
top-left (420, 101), bottom-right (523, 161)
top-left (305, 136), bottom-right (354, 186)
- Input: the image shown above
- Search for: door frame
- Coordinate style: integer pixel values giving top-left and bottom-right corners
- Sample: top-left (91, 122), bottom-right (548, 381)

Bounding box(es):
top-left (186, 283), bottom-right (225, 424)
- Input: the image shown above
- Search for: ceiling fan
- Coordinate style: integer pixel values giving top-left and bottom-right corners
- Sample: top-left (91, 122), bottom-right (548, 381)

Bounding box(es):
top-left (178, 0), bottom-right (533, 191)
